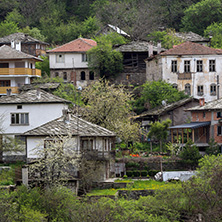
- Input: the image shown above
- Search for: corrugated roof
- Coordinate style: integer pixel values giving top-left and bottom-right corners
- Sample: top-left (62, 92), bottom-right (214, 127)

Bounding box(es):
top-left (0, 45), bottom-right (42, 61)
top-left (161, 41), bottom-right (222, 56)
top-left (0, 32), bottom-right (49, 45)
top-left (187, 97), bottom-right (222, 111)
top-left (24, 114), bottom-right (116, 137)
top-left (169, 121), bottom-right (211, 129)
top-left (48, 38), bottom-right (97, 53)
top-left (0, 89), bottom-right (71, 104)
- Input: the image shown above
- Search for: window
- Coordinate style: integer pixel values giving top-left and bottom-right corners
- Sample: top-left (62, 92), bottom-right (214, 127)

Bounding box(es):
top-left (209, 60), bottom-right (216, 72)
top-left (217, 112), bottom-right (222, 118)
top-left (11, 113), bottom-right (29, 125)
top-left (218, 126), bottom-right (222, 136)
top-left (185, 83), bottom-right (191, 95)
top-left (63, 72), bottom-right (67, 81)
top-left (197, 85), bottom-right (204, 96)
top-left (0, 63), bottom-right (9, 68)
top-left (81, 139), bottom-right (93, 151)
top-left (55, 72), bottom-right (59, 77)
top-left (197, 60), bottom-right (203, 72)
top-left (17, 105), bottom-right (22, 109)
top-left (89, 71), bottom-right (94, 80)
top-left (203, 112), bottom-right (206, 118)
top-left (184, 61), bottom-right (190, 73)
top-left (0, 80), bottom-right (10, 87)
top-left (82, 54), bottom-right (87, 62)
top-left (56, 54), bottom-right (64, 63)
top-left (171, 60), bottom-right (177, 72)
top-left (210, 84), bottom-right (216, 96)
top-left (172, 83), bottom-right (178, 89)
top-left (81, 71), bottom-right (86, 80)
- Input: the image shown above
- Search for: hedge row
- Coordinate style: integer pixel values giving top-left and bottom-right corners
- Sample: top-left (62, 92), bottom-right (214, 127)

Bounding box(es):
top-left (126, 170), bottom-right (159, 177)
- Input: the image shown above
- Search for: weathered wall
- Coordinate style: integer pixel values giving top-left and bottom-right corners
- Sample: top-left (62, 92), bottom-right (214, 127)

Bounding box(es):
top-left (146, 57), bottom-right (162, 82)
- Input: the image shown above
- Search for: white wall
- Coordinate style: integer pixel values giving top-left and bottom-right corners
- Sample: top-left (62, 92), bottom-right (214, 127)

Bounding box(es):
top-left (0, 103), bottom-right (69, 135)
top-left (161, 55), bottom-right (222, 102)
top-left (27, 136), bottom-right (78, 159)
top-left (49, 53), bottom-right (88, 69)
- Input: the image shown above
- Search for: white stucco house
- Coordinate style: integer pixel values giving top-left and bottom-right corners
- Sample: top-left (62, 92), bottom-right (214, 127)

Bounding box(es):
top-left (0, 89), bottom-right (71, 161)
top-left (47, 38), bottom-right (97, 88)
top-left (146, 41), bottom-right (222, 102)
top-left (23, 113), bottom-right (116, 181)
top-left (0, 45), bottom-right (42, 95)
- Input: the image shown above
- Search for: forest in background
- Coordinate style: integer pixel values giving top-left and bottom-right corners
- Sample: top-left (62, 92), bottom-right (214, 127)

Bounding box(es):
top-left (2, 0), bottom-right (222, 47)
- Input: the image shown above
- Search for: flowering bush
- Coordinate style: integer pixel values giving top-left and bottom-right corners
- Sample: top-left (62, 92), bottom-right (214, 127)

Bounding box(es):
top-left (130, 154), bottom-right (140, 157)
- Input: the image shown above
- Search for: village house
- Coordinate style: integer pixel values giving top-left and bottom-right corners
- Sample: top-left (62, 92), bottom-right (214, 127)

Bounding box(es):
top-left (0, 45), bottom-right (42, 95)
top-left (48, 38), bottom-right (97, 88)
top-left (169, 98), bottom-right (222, 151)
top-left (23, 112), bottom-right (116, 181)
top-left (0, 89), bottom-right (71, 161)
top-left (146, 41), bottom-right (222, 102)
top-left (113, 41), bottom-right (163, 86)
top-left (0, 32), bottom-right (49, 57)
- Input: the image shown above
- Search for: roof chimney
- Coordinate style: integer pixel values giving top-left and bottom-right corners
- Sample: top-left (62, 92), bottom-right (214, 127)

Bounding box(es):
top-left (199, 98), bottom-right (205, 107)
top-left (148, 43), bottom-right (153, 57)
top-left (36, 88), bottom-right (41, 99)
top-left (6, 89), bottom-right (12, 96)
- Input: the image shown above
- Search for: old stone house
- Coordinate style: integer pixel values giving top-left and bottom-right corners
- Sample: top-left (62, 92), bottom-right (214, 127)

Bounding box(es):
top-left (0, 32), bottom-right (49, 57)
top-left (113, 41), bottom-right (163, 86)
top-left (48, 38), bottom-right (98, 88)
top-left (146, 41), bottom-right (222, 102)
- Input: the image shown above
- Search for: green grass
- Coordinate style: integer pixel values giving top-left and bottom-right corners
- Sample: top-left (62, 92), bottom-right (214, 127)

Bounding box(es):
top-left (87, 179), bottom-right (181, 196)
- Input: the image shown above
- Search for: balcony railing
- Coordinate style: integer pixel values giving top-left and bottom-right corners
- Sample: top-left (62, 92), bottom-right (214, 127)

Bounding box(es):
top-left (177, 73), bottom-right (191, 80)
top-left (0, 68), bottom-right (41, 77)
top-left (0, 87), bottom-right (19, 94)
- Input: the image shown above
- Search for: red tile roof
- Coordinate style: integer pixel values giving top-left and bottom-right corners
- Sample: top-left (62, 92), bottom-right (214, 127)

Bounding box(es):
top-left (161, 41), bottom-right (222, 56)
top-left (48, 38), bottom-right (97, 53)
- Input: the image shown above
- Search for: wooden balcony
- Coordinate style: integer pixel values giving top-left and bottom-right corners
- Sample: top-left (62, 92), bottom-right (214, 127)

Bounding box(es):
top-left (0, 68), bottom-right (41, 77)
top-left (0, 87), bottom-right (19, 94)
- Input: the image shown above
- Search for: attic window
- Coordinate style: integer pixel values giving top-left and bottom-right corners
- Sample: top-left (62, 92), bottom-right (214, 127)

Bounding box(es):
top-left (56, 54), bottom-right (64, 63)
top-left (17, 105), bottom-right (22, 109)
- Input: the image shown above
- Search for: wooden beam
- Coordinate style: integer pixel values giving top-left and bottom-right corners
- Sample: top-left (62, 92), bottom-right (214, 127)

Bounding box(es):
top-left (192, 129), bottom-right (195, 142)
top-left (176, 129), bottom-right (179, 143)
top-left (187, 129), bottom-right (189, 141)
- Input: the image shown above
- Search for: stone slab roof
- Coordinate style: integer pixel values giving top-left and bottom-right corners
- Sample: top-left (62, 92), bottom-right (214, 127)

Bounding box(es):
top-left (0, 45), bottom-right (42, 61)
top-left (175, 32), bottom-right (209, 43)
top-left (19, 83), bottom-right (60, 92)
top-left (0, 32), bottom-right (49, 45)
top-left (24, 114), bottom-right (116, 137)
top-left (115, 41), bottom-right (163, 52)
top-left (187, 98), bottom-right (222, 111)
top-left (133, 97), bottom-right (196, 120)
top-left (0, 89), bottom-right (71, 105)
top-left (161, 41), bottom-right (222, 56)
top-left (48, 38), bottom-right (97, 53)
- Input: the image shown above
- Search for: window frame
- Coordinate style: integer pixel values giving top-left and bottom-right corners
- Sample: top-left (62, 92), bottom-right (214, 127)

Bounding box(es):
top-left (11, 113), bottom-right (29, 125)
top-left (196, 60), bottom-right (203, 72)
top-left (81, 71), bottom-right (86, 80)
top-left (209, 60), bottom-right (216, 72)
top-left (210, 83), bottom-right (216, 96)
top-left (184, 60), bottom-right (190, 73)
top-left (218, 126), bottom-right (222, 136)
top-left (185, 83), bottom-right (191, 95)
top-left (197, 85), bottom-right (204, 96)
top-left (82, 53), bottom-right (88, 62)
top-left (63, 72), bottom-right (67, 81)
top-left (171, 60), bottom-right (177, 73)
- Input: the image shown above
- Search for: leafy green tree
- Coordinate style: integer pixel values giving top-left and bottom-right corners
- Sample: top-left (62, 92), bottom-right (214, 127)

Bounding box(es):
top-left (87, 36), bottom-right (123, 78)
top-left (0, 20), bottom-right (20, 37)
top-left (148, 29), bottom-right (184, 49)
top-left (205, 138), bottom-right (220, 155)
top-left (147, 119), bottom-right (172, 152)
top-left (134, 80), bottom-right (188, 114)
top-left (35, 56), bottom-right (50, 77)
top-left (5, 9), bottom-right (25, 27)
top-left (181, 0), bottom-right (222, 35)
top-left (81, 79), bottom-right (140, 144)
top-left (22, 26), bottom-right (46, 42)
top-left (204, 22), bottom-right (222, 48)
top-left (179, 140), bottom-right (202, 165)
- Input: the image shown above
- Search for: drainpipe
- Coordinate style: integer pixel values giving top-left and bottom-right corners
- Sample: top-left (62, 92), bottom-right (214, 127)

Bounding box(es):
top-left (217, 74), bottom-right (220, 99)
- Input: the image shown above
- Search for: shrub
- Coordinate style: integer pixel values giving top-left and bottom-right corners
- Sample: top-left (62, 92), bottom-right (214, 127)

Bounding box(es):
top-left (126, 162), bottom-right (140, 169)
top-left (148, 170), bottom-right (159, 177)
top-left (133, 170), bottom-right (140, 177)
top-left (141, 170), bottom-right (148, 177)
top-left (126, 171), bottom-right (133, 177)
